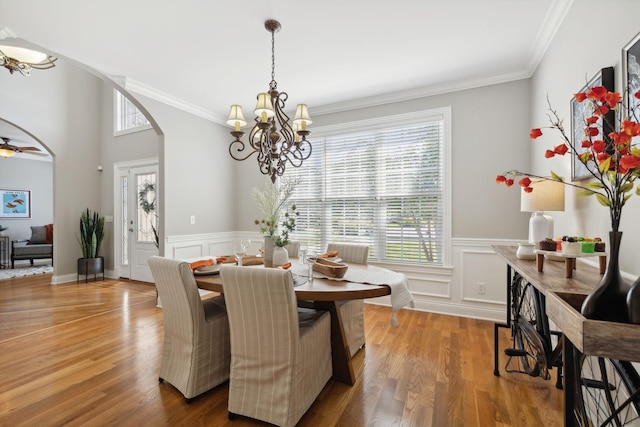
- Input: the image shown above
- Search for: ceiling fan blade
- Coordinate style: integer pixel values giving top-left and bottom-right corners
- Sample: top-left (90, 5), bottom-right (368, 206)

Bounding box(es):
top-left (16, 146), bottom-right (42, 152)
top-left (21, 151), bottom-right (49, 157)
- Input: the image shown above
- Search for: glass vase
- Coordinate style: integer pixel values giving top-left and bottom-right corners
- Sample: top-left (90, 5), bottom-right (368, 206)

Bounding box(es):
top-left (581, 231), bottom-right (631, 323)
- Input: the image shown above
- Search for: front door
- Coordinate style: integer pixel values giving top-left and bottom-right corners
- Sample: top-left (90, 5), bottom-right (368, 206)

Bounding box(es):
top-left (115, 160), bottom-right (158, 282)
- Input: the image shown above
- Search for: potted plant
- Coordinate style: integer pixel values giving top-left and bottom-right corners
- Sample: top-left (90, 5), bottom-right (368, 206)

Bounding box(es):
top-left (250, 177), bottom-right (299, 267)
top-left (0, 224), bottom-right (7, 237)
top-left (77, 208), bottom-right (105, 279)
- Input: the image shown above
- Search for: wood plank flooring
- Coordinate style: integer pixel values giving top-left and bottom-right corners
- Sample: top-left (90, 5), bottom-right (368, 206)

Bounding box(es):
top-left (0, 275), bottom-right (563, 426)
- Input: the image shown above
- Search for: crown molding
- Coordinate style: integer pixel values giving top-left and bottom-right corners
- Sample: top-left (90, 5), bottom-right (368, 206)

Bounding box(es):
top-left (123, 77), bottom-right (225, 124)
top-left (0, 27), bottom-right (17, 40)
top-left (525, 0), bottom-right (574, 74)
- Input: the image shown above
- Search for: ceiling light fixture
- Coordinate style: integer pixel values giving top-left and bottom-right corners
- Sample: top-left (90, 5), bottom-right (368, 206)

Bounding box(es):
top-left (0, 45), bottom-right (57, 76)
top-left (227, 20), bottom-right (312, 183)
top-left (0, 148), bottom-right (16, 158)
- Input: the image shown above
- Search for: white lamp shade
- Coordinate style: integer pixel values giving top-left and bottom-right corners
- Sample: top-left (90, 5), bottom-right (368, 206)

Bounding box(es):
top-left (226, 105), bottom-right (247, 128)
top-left (254, 93), bottom-right (275, 118)
top-left (293, 104), bottom-right (312, 126)
top-left (0, 148), bottom-right (16, 158)
top-left (520, 179), bottom-right (565, 212)
top-left (0, 46), bottom-right (48, 64)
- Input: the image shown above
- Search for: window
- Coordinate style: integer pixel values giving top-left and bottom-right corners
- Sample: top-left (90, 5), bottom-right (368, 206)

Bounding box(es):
top-left (287, 108), bottom-right (450, 265)
top-left (114, 90), bottom-right (150, 134)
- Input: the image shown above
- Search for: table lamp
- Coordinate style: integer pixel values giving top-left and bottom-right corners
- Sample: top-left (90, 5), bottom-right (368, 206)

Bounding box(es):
top-left (520, 178), bottom-right (565, 245)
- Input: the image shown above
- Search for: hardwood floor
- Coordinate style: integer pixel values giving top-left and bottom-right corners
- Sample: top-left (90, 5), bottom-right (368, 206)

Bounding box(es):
top-left (0, 275), bottom-right (563, 426)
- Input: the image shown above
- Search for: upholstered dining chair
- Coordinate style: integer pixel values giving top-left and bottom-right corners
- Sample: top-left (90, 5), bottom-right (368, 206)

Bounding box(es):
top-left (148, 256), bottom-right (231, 402)
top-left (220, 266), bottom-right (332, 427)
top-left (284, 241), bottom-right (300, 258)
top-left (327, 242), bottom-right (370, 356)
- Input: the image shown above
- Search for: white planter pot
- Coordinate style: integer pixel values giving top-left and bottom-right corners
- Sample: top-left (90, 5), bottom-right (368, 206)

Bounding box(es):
top-left (272, 246), bottom-right (289, 267)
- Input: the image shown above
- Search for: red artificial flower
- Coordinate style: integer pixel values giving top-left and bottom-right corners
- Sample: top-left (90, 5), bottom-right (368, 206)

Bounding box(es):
top-left (587, 86), bottom-right (607, 102)
top-left (574, 92), bottom-right (587, 102)
top-left (623, 120), bottom-right (640, 137)
top-left (505, 179), bottom-right (514, 187)
top-left (585, 127), bottom-right (599, 137)
top-left (545, 149), bottom-right (555, 158)
top-left (610, 132), bottom-right (631, 145)
top-left (620, 155), bottom-right (640, 170)
top-left (554, 144), bottom-right (569, 155)
top-left (605, 92), bottom-right (622, 107)
top-left (596, 153), bottom-right (610, 162)
top-left (523, 186), bottom-right (533, 193)
top-left (581, 140), bottom-right (592, 148)
top-left (592, 140), bottom-right (606, 153)
top-left (585, 116), bottom-right (599, 125)
top-left (529, 128), bottom-right (543, 139)
top-left (635, 90), bottom-right (640, 100)
top-left (518, 177), bottom-right (531, 188)
top-left (593, 105), bottom-right (610, 116)
top-left (496, 175), bottom-right (507, 184)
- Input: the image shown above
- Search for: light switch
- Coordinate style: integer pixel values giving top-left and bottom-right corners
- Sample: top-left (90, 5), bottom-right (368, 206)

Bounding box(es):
top-left (105, 215), bottom-right (114, 223)
top-left (190, 215), bottom-right (196, 225)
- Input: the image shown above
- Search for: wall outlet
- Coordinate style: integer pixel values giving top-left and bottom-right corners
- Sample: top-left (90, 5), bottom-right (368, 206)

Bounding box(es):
top-left (477, 282), bottom-right (486, 294)
top-left (190, 215), bottom-right (196, 225)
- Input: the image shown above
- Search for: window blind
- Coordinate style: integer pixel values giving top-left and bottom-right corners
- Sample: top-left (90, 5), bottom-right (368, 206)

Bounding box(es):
top-left (287, 112), bottom-right (446, 265)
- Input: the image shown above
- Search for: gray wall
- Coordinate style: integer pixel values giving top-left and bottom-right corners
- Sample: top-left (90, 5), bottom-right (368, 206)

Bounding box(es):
top-left (0, 60), bottom-right (102, 278)
top-left (0, 158), bottom-right (53, 242)
top-left (99, 81), bottom-right (160, 271)
top-left (234, 79), bottom-right (533, 241)
top-left (530, 0), bottom-right (640, 275)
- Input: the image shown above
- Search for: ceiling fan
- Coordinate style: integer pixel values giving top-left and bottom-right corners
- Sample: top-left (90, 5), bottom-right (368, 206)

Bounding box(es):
top-left (0, 137), bottom-right (48, 158)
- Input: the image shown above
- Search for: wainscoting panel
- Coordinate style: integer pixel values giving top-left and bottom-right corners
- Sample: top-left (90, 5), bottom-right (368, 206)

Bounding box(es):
top-left (164, 233), bottom-right (520, 322)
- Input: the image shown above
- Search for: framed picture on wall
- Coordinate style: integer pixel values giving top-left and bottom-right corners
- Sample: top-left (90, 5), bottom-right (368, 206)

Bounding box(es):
top-left (570, 66), bottom-right (615, 181)
top-left (0, 189), bottom-right (31, 218)
top-left (623, 31), bottom-right (640, 118)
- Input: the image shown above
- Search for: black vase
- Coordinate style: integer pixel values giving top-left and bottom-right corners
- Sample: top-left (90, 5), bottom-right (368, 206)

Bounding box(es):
top-left (627, 274), bottom-right (640, 324)
top-left (581, 231), bottom-right (631, 323)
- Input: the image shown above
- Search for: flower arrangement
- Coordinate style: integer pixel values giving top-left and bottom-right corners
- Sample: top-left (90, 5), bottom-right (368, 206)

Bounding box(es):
top-left (250, 176), bottom-right (300, 247)
top-left (496, 86), bottom-right (640, 234)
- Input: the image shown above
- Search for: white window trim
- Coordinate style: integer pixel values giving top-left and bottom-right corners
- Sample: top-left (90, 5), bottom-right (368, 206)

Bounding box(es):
top-left (113, 90), bottom-right (152, 136)
top-left (297, 107), bottom-right (452, 267)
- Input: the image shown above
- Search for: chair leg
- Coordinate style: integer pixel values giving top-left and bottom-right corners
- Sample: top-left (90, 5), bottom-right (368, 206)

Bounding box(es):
top-left (185, 397), bottom-right (193, 404)
top-left (158, 377), bottom-right (164, 383)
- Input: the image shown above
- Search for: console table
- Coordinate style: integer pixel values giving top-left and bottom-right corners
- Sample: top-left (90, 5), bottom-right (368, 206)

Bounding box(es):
top-left (493, 245), bottom-right (600, 426)
top-left (0, 236), bottom-right (8, 269)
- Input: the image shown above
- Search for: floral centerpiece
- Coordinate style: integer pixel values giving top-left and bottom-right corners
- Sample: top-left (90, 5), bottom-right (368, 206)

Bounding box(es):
top-left (250, 177), bottom-right (300, 266)
top-left (496, 85), bottom-right (640, 323)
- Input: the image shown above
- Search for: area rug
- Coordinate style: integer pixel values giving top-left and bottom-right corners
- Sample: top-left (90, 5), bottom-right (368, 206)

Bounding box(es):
top-left (0, 265), bottom-right (53, 280)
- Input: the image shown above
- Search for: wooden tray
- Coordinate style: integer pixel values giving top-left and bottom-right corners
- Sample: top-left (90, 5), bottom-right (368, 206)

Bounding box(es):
top-left (546, 291), bottom-right (640, 361)
top-left (313, 258), bottom-right (348, 278)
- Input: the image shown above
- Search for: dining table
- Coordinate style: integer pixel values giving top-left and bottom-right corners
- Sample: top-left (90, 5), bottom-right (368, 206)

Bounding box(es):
top-left (194, 259), bottom-right (412, 386)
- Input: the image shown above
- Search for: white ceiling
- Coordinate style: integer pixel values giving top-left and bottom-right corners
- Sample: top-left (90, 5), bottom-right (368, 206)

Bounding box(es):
top-left (0, 0), bottom-right (572, 126)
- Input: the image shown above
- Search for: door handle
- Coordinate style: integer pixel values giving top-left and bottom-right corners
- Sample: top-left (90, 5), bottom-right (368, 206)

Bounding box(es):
top-left (128, 228), bottom-right (134, 232)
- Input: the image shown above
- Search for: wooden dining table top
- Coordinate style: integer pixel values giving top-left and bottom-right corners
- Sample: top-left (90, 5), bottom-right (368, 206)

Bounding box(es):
top-left (195, 261), bottom-right (392, 301)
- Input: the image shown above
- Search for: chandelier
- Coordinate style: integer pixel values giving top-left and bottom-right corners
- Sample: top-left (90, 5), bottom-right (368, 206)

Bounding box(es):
top-left (0, 45), bottom-right (57, 76)
top-left (227, 20), bottom-right (312, 183)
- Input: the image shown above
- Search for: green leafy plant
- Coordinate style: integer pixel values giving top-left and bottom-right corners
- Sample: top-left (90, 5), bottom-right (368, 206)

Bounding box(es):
top-left (79, 208), bottom-right (105, 258)
top-left (250, 176), bottom-right (300, 247)
top-left (0, 224), bottom-right (7, 232)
